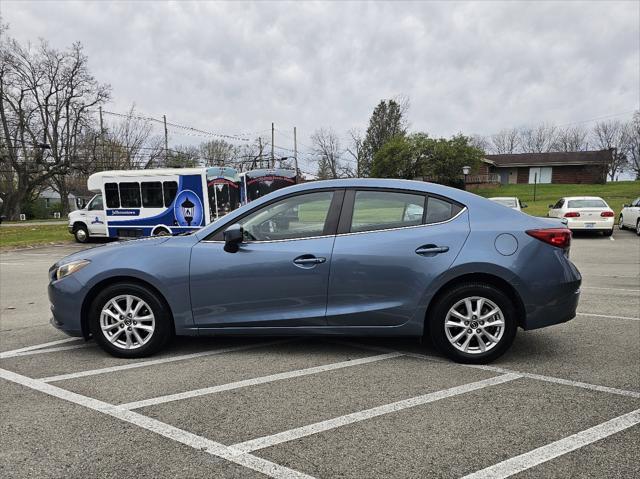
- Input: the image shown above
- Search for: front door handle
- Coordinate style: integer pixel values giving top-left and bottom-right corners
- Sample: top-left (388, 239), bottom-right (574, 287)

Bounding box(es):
top-left (293, 255), bottom-right (326, 267)
top-left (415, 245), bottom-right (449, 256)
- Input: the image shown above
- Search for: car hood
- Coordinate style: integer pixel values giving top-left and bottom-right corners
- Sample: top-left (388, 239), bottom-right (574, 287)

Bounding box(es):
top-left (53, 236), bottom-right (172, 268)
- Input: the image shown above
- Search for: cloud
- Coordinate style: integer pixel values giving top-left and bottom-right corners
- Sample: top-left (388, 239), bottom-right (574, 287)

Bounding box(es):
top-left (2, 0), bottom-right (638, 171)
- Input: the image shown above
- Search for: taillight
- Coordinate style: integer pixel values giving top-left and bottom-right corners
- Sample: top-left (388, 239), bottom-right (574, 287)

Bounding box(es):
top-left (526, 228), bottom-right (572, 249)
top-left (564, 212), bottom-right (580, 218)
top-left (600, 211), bottom-right (614, 217)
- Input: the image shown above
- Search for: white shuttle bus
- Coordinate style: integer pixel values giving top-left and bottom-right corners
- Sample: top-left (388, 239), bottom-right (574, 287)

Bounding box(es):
top-left (69, 168), bottom-right (227, 243)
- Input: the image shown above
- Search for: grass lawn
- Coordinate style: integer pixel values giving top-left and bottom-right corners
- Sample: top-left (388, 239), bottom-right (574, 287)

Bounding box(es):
top-left (474, 181), bottom-right (640, 217)
top-left (0, 224), bottom-right (71, 249)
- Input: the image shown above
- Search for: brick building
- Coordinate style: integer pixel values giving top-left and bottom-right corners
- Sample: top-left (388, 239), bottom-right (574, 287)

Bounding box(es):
top-left (479, 150), bottom-right (611, 185)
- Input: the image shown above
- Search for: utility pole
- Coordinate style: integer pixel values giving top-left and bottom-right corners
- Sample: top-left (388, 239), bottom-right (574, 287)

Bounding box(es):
top-left (99, 106), bottom-right (104, 169)
top-left (271, 122), bottom-right (275, 168)
top-left (163, 115), bottom-right (169, 164)
top-left (293, 126), bottom-right (299, 180)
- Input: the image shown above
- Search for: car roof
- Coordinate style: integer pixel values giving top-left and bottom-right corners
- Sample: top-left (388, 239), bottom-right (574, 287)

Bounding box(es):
top-left (488, 196), bottom-right (518, 200)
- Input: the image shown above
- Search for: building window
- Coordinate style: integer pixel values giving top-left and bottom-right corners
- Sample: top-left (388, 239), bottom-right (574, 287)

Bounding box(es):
top-left (529, 167), bottom-right (552, 184)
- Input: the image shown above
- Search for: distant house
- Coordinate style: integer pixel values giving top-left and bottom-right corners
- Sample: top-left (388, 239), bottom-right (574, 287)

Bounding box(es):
top-left (479, 150), bottom-right (611, 185)
top-left (39, 187), bottom-right (78, 210)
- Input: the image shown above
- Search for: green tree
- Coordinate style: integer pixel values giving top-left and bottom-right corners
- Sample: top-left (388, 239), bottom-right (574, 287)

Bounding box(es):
top-left (371, 133), bottom-right (483, 186)
top-left (360, 99), bottom-right (408, 177)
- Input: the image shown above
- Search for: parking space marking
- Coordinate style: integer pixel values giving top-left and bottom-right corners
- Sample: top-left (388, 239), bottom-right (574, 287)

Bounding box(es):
top-left (119, 352), bottom-right (403, 410)
top-left (577, 312), bottom-right (639, 321)
top-left (0, 337), bottom-right (82, 358)
top-left (0, 367), bottom-right (315, 479)
top-left (461, 408), bottom-right (640, 479)
top-left (39, 339), bottom-right (293, 383)
top-left (336, 341), bottom-right (640, 399)
top-left (230, 373), bottom-right (521, 454)
top-left (581, 286), bottom-right (640, 293)
top-left (1, 343), bottom-right (91, 359)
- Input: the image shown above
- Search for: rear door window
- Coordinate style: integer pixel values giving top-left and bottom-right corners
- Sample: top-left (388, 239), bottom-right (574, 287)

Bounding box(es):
top-left (425, 196), bottom-right (462, 224)
top-left (350, 191), bottom-right (426, 233)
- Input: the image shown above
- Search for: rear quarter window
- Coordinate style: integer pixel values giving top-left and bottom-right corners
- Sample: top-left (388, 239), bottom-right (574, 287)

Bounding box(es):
top-left (425, 196), bottom-right (462, 224)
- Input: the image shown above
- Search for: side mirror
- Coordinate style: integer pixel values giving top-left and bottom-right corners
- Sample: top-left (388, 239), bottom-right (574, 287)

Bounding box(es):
top-left (548, 204), bottom-right (554, 208)
top-left (622, 204), bottom-right (630, 208)
top-left (223, 224), bottom-right (243, 253)
top-left (76, 198), bottom-right (86, 209)
top-left (521, 203), bottom-right (528, 209)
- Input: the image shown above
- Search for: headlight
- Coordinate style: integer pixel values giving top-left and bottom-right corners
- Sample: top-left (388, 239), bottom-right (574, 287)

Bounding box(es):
top-left (55, 259), bottom-right (91, 280)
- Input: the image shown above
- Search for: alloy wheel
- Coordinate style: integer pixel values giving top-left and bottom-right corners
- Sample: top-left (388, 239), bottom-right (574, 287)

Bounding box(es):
top-left (100, 294), bottom-right (156, 350)
top-left (444, 296), bottom-right (505, 355)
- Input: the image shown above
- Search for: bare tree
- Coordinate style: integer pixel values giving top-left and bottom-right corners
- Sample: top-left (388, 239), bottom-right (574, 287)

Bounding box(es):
top-left (199, 139), bottom-right (236, 167)
top-left (519, 124), bottom-right (558, 153)
top-left (311, 128), bottom-right (345, 179)
top-left (552, 126), bottom-right (589, 152)
top-left (489, 128), bottom-right (520, 154)
top-left (0, 32), bottom-right (110, 218)
top-left (591, 120), bottom-right (630, 180)
top-left (625, 111), bottom-right (640, 180)
top-left (345, 128), bottom-right (363, 177)
top-left (469, 134), bottom-right (489, 153)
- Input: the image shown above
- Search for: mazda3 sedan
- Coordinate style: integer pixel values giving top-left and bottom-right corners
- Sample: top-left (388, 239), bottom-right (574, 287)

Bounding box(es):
top-left (49, 179), bottom-right (581, 364)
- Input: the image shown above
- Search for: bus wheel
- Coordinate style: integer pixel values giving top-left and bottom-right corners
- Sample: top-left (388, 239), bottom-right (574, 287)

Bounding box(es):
top-left (74, 224), bottom-right (89, 243)
top-left (152, 226), bottom-right (171, 236)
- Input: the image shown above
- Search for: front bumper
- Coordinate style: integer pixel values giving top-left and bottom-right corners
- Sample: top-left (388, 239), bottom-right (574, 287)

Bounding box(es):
top-left (48, 276), bottom-right (85, 337)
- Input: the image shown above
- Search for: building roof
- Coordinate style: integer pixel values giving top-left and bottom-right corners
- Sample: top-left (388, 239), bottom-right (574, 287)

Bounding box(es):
top-left (483, 150), bottom-right (612, 168)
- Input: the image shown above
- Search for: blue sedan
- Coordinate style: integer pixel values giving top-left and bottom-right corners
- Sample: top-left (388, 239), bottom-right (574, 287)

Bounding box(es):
top-left (49, 179), bottom-right (581, 363)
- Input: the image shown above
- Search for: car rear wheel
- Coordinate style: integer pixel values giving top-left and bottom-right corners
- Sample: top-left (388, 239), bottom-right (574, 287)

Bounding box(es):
top-left (428, 283), bottom-right (517, 364)
top-left (636, 220), bottom-right (640, 236)
top-left (618, 215), bottom-right (625, 230)
top-left (89, 282), bottom-right (173, 358)
top-left (73, 224), bottom-right (89, 243)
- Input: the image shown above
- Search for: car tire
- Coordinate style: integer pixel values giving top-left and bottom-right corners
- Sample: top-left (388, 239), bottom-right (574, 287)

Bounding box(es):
top-left (603, 228), bottom-right (613, 237)
top-left (636, 220), bottom-right (640, 236)
top-left (89, 282), bottom-right (173, 358)
top-left (618, 215), bottom-right (625, 230)
top-left (73, 224), bottom-right (89, 243)
top-left (428, 282), bottom-right (517, 364)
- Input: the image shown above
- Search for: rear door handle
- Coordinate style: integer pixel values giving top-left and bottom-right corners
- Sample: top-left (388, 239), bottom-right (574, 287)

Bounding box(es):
top-left (293, 255), bottom-right (326, 267)
top-left (415, 245), bottom-right (449, 256)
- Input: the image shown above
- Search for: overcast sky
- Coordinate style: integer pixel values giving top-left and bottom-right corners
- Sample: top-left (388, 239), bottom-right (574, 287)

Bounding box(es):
top-left (2, 1), bottom-right (639, 171)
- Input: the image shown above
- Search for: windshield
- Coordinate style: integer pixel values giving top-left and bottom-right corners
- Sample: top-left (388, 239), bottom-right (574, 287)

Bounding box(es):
top-left (567, 199), bottom-right (607, 208)
top-left (491, 198), bottom-right (518, 208)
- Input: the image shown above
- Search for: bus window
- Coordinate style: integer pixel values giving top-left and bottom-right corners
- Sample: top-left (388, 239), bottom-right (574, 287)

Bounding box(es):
top-left (163, 181), bottom-right (178, 207)
top-left (120, 182), bottom-right (141, 208)
top-left (141, 182), bottom-right (163, 208)
top-left (105, 183), bottom-right (120, 208)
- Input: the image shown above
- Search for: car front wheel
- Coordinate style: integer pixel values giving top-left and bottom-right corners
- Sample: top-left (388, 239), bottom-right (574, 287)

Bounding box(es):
top-left (89, 282), bottom-right (173, 358)
top-left (428, 283), bottom-right (517, 364)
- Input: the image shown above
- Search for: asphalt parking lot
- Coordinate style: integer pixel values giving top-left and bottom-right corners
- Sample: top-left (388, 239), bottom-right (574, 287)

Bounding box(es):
top-left (1, 231), bottom-right (639, 479)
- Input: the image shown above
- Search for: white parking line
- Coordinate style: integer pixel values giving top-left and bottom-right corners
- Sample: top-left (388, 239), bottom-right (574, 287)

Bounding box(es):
top-left (39, 339), bottom-right (292, 383)
top-left (119, 352), bottom-right (403, 410)
top-left (0, 338), bottom-right (81, 358)
top-left (2, 344), bottom-right (92, 358)
top-left (230, 373), bottom-right (521, 454)
top-left (335, 341), bottom-right (640, 399)
top-left (581, 286), bottom-right (640, 293)
top-left (577, 312), bottom-right (639, 321)
top-left (461, 408), bottom-right (640, 479)
top-left (0, 367), bottom-right (314, 479)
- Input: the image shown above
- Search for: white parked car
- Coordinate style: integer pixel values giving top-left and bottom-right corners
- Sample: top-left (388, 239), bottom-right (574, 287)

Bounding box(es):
top-left (548, 196), bottom-right (615, 236)
top-left (619, 197), bottom-right (640, 235)
top-left (488, 197), bottom-right (527, 212)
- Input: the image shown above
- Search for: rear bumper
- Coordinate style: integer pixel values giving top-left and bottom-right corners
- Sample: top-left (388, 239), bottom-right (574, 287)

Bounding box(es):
top-left (520, 254), bottom-right (582, 330)
top-left (565, 218), bottom-right (614, 230)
